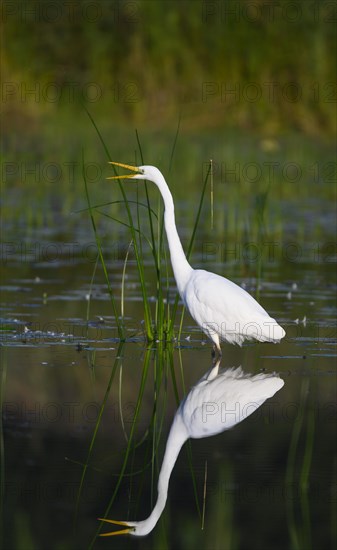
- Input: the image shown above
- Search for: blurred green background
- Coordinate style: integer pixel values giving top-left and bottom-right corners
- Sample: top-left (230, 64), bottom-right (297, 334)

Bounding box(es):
top-left (2, 0), bottom-right (336, 227)
top-left (3, 0), bottom-right (336, 134)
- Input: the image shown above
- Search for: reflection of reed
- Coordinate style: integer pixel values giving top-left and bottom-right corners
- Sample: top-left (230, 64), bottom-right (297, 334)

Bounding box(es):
top-left (0, 352), bottom-right (7, 548)
top-left (286, 377), bottom-right (315, 550)
top-left (99, 361), bottom-right (284, 537)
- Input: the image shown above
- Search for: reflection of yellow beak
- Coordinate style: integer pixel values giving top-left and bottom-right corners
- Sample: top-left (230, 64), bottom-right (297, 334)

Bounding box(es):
top-left (98, 517), bottom-right (134, 536)
top-left (107, 161), bottom-right (140, 179)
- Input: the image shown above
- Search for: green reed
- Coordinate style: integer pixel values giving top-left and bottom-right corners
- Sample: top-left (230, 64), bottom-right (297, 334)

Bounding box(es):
top-left (82, 149), bottom-right (124, 341)
top-left (0, 350), bottom-right (7, 549)
top-left (84, 109), bottom-right (154, 341)
top-left (84, 111), bottom-right (211, 346)
top-left (89, 346), bottom-right (153, 547)
top-left (252, 184), bottom-right (271, 300)
top-left (286, 377), bottom-right (315, 550)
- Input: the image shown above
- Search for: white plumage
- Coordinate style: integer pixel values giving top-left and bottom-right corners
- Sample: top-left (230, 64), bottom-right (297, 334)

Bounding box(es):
top-left (180, 364), bottom-right (284, 437)
top-left (99, 362), bottom-right (284, 536)
top-left (108, 163), bottom-right (285, 353)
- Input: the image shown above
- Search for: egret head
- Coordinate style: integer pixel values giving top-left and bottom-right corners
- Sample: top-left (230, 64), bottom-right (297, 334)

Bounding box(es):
top-left (108, 161), bottom-right (162, 183)
top-left (98, 517), bottom-right (155, 537)
top-left (98, 518), bottom-right (134, 536)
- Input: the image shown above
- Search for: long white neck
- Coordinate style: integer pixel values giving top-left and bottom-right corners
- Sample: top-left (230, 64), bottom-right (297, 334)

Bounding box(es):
top-left (153, 172), bottom-right (193, 295)
top-left (132, 414), bottom-right (189, 536)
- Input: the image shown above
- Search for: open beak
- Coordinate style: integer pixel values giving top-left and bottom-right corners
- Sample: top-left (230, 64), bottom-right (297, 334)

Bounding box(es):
top-left (107, 161), bottom-right (141, 180)
top-left (98, 517), bottom-right (134, 536)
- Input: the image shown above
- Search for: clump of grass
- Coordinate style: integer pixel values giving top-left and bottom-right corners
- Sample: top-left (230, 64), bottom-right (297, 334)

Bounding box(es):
top-left (77, 111), bottom-right (211, 540)
top-left (83, 110), bottom-right (211, 347)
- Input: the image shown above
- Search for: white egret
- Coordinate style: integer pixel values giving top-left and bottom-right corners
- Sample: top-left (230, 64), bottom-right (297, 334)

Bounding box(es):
top-left (108, 163), bottom-right (285, 354)
top-left (99, 362), bottom-right (284, 536)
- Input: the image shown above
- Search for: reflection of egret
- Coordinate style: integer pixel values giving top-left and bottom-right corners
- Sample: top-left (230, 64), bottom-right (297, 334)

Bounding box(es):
top-left (108, 163), bottom-right (285, 355)
top-left (99, 362), bottom-right (284, 537)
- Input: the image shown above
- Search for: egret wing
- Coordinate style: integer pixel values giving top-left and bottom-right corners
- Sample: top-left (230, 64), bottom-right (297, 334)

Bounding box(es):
top-left (185, 270), bottom-right (283, 344)
top-left (181, 367), bottom-right (284, 438)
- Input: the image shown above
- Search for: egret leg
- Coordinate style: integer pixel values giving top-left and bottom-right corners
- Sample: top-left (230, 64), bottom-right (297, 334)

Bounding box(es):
top-left (211, 340), bottom-right (222, 365)
top-left (207, 358), bottom-right (221, 379)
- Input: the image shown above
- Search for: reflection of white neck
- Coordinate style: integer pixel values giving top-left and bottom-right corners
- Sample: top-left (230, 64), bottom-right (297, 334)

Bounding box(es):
top-left (134, 414), bottom-right (189, 536)
top-left (152, 171), bottom-right (193, 296)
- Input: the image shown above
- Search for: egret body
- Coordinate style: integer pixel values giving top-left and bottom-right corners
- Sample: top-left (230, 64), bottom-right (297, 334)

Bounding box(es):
top-left (99, 363), bottom-right (285, 536)
top-left (108, 163), bottom-right (286, 353)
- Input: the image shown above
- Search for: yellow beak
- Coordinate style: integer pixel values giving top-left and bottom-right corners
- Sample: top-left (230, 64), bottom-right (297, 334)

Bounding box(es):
top-left (98, 517), bottom-right (134, 536)
top-left (107, 161), bottom-right (140, 180)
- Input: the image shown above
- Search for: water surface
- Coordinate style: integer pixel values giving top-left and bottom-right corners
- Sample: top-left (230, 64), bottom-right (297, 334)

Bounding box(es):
top-left (1, 171), bottom-right (336, 550)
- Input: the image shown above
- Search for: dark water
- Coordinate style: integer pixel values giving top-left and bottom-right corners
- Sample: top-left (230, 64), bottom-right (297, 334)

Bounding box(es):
top-left (1, 194), bottom-right (336, 550)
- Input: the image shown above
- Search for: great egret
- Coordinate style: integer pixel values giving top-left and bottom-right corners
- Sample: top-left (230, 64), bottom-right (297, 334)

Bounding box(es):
top-left (99, 362), bottom-right (284, 536)
top-left (108, 162), bottom-right (286, 354)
